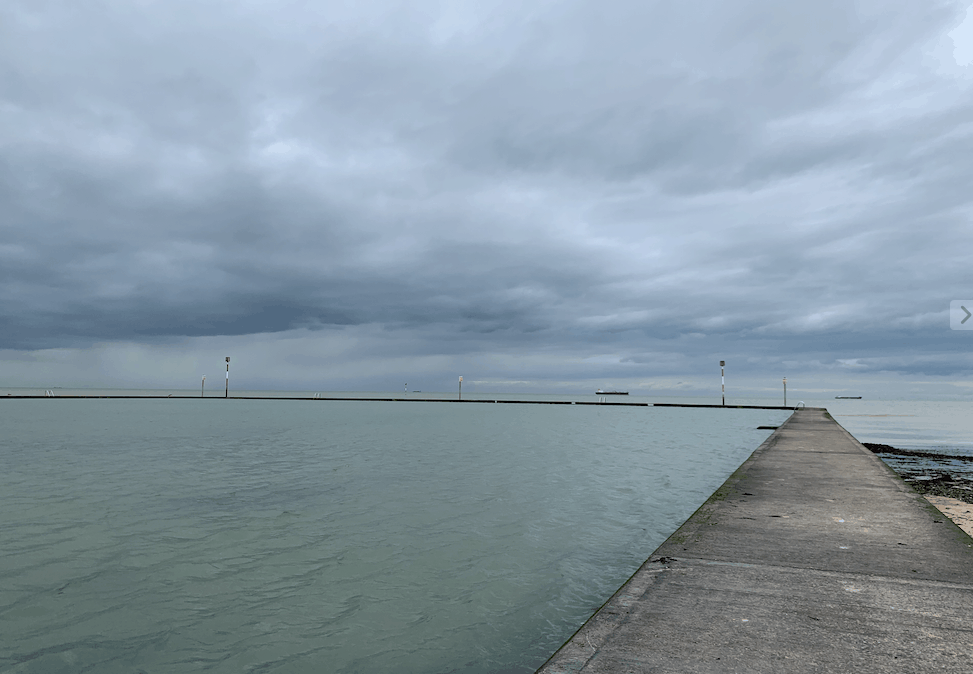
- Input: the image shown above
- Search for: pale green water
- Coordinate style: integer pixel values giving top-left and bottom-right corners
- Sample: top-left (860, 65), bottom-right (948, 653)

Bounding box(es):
top-left (0, 398), bottom-right (789, 672)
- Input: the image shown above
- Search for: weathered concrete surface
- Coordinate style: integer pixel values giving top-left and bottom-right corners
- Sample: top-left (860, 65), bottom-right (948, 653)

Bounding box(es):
top-left (537, 408), bottom-right (973, 673)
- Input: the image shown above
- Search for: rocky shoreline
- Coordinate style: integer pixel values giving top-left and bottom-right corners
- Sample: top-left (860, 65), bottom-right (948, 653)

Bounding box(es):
top-left (864, 442), bottom-right (973, 504)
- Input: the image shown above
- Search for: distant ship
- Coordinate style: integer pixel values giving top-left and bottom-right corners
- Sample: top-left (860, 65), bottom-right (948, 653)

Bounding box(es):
top-left (835, 396), bottom-right (862, 399)
top-left (595, 389), bottom-right (629, 395)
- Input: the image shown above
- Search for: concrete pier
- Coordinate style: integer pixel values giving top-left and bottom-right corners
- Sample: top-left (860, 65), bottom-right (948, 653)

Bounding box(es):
top-left (537, 408), bottom-right (973, 673)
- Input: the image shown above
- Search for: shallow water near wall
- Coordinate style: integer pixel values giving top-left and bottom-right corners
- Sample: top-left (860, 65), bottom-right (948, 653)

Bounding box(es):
top-left (0, 397), bottom-right (815, 672)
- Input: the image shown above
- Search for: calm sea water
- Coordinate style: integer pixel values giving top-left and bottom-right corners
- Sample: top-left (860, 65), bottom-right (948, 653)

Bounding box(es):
top-left (1, 395), bottom-right (792, 673)
top-left (818, 399), bottom-right (973, 456)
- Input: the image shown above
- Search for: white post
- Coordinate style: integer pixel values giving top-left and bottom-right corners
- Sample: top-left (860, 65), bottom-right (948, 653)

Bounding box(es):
top-left (202, 375), bottom-right (206, 398)
top-left (225, 357), bottom-right (230, 398)
top-left (458, 376), bottom-right (463, 401)
top-left (783, 377), bottom-right (787, 406)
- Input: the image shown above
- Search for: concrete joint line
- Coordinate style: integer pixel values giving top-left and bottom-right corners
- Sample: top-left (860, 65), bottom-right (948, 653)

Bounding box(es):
top-left (670, 556), bottom-right (973, 591)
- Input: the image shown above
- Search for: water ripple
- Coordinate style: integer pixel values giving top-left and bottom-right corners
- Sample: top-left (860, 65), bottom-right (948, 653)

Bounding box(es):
top-left (1, 399), bottom-right (789, 673)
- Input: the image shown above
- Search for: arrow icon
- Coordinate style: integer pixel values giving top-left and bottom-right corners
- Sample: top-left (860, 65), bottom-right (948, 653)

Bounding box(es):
top-left (950, 301), bottom-right (973, 330)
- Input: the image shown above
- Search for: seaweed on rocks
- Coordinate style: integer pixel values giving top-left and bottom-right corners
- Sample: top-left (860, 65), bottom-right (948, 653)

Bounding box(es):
top-left (863, 443), bottom-right (973, 504)
top-left (910, 472), bottom-right (973, 502)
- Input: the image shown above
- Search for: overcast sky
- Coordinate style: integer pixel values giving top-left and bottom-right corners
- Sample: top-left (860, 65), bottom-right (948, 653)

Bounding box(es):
top-left (2, 0), bottom-right (973, 397)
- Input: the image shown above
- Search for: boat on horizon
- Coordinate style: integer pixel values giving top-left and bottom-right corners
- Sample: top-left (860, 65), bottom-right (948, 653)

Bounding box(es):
top-left (835, 396), bottom-right (862, 399)
top-left (595, 389), bottom-right (629, 395)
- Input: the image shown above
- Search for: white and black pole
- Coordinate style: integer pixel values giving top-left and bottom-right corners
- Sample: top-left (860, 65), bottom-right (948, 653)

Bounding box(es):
top-left (201, 375), bottom-right (206, 398)
top-left (783, 377), bottom-right (787, 407)
top-left (720, 360), bottom-right (726, 405)
top-left (458, 375), bottom-right (463, 401)
top-left (225, 357), bottom-right (230, 398)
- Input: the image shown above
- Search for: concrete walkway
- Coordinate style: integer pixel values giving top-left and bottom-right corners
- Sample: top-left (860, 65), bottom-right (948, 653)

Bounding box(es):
top-left (537, 408), bottom-right (973, 673)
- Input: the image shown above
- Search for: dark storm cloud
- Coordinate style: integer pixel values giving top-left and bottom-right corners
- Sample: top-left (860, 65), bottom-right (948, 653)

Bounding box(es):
top-left (2, 0), bottom-right (973, 389)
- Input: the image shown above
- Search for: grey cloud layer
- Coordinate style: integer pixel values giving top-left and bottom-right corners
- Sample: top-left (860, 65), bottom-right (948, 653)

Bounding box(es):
top-left (2, 0), bottom-right (972, 383)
